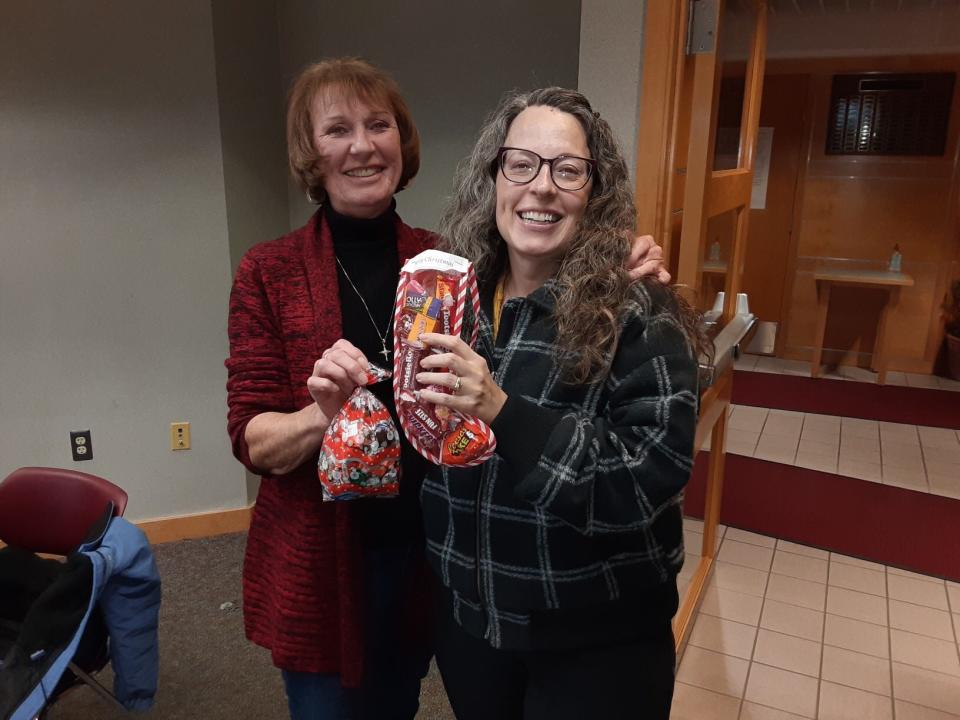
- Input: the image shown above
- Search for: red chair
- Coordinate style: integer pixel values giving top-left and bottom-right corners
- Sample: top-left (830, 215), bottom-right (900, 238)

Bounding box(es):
top-left (0, 466), bottom-right (130, 717)
top-left (0, 466), bottom-right (128, 555)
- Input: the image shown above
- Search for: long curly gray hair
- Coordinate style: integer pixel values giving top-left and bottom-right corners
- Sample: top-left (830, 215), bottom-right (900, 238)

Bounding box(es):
top-left (439, 87), bottom-right (704, 382)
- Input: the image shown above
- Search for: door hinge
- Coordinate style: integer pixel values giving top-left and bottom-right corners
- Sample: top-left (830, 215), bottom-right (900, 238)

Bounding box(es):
top-left (687, 0), bottom-right (718, 55)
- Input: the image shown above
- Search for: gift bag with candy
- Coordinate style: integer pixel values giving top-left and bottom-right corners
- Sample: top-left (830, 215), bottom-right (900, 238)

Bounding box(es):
top-left (393, 249), bottom-right (496, 467)
top-left (318, 364), bottom-right (401, 501)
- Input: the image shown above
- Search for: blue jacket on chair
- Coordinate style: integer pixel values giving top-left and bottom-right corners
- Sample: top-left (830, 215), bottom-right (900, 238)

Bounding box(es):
top-left (1, 516), bottom-right (161, 720)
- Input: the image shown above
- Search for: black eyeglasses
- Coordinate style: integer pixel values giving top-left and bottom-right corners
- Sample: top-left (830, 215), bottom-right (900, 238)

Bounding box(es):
top-left (497, 147), bottom-right (596, 191)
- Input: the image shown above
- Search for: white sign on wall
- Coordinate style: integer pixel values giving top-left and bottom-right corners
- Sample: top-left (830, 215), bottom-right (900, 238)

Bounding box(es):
top-left (751, 127), bottom-right (774, 210)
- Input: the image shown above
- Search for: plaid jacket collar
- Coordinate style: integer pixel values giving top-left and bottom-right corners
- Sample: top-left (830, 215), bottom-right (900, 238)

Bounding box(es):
top-left (477, 277), bottom-right (558, 354)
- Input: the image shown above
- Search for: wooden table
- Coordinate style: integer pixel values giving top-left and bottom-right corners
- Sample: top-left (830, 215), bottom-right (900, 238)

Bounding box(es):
top-left (810, 269), bottom-right (914, 385)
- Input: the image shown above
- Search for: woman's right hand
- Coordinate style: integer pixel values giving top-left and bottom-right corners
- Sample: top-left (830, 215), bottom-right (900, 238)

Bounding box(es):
top-left (306, 339), bottom-right (370, 422)
top-left (245, 340), bottom-right (371, 475)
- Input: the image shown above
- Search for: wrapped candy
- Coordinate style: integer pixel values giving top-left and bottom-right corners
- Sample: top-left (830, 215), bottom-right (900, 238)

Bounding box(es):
top-left (393, 250), bottom-right (496, 467)
top-left (318, 364), bottom-right (400, 501)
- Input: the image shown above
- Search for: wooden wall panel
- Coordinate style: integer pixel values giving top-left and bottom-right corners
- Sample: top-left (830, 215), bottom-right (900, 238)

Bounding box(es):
top-left (784, 171), bottom-right (956, 368)
top-left (667, 55), bottom-right (697, 277)
top-left (701, 210), bottom-right (737, 311)
top-left (776, 56), bottom-right (960, 372)
top-left (741, 75), bottom-right (810, 324)
top-left (635, 1), bottom-right (687, 249)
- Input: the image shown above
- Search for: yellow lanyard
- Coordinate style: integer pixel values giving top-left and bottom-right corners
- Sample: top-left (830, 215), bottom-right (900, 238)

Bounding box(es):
top-left (492, 274), bottom-right (506, 340)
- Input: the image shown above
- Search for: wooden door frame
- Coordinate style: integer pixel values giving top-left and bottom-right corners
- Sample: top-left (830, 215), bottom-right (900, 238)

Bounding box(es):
top-left (678, 1), bottom-right (767, 318)
top-left (635, 0), bottom-right (690, 262)
top-left (636, 0), bottom-right (768, 653)
top-left (773, 74), bottom-right (816, 358)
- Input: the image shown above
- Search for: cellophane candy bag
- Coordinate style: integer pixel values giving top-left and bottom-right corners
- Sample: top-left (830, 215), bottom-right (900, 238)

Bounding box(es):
top-left (318, 364), bottom-right (400, 501)
top-left (393, 250), bottom-right (496, 467)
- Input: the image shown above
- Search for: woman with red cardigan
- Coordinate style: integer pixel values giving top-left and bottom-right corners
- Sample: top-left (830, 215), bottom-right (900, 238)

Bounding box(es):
top-left (225, 58), bottom-right (668, 720)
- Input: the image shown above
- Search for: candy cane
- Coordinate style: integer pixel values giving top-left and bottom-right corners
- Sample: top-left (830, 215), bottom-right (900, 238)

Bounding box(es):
top-left (394, 251), bottom-right (496, 467)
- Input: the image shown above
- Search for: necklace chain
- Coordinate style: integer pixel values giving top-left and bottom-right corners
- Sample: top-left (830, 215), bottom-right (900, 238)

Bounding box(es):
top-left (334, 255), bottom-right (393, 363)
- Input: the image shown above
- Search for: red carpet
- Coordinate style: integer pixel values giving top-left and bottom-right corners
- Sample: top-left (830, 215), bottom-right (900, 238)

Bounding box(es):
top-left (686, 452), bottom-right (960, 582)
top-left (732, 370), bottom-right (960, 429)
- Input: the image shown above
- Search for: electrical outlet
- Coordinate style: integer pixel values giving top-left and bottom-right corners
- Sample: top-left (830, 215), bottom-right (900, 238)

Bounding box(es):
top-left (170, 422), bottom-right (191, 451)
top-left (70, 430), bottom-right (93, 461)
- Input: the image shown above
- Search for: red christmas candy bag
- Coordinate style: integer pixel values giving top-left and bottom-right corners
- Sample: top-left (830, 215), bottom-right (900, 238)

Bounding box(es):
top-left (318, 364), bottom-right (400, 501)
top-left (393, 249), bottom-right (496, 467)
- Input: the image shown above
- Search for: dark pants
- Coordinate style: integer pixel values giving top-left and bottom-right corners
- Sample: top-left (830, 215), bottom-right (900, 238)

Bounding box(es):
top-left (434, 600), bottom-right (676, 720)
top-left (281, 545), bottom-right (432, 720)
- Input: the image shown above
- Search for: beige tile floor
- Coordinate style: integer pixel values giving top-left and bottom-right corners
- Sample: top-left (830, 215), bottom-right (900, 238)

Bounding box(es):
top-left (674, 521), bottom-right (960, 720)
top-left (707, 354), bottom-right (960, 499)
top-left (724, 355), bottom-right (960, 499)
top-left (719, 404), bottom-right (960, 499)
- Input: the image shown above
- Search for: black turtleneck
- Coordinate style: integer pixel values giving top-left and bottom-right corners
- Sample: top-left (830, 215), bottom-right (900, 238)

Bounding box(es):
top-left (325, 201), bottom-right (427, 548)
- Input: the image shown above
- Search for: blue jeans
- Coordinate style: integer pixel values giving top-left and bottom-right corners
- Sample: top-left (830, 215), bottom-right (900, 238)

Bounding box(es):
top-left (281, 545), bottom-right (432, 720)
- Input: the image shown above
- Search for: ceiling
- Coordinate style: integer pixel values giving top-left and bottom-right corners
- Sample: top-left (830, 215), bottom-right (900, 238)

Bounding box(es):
top-left (725, 0), bottom-right (960, 13)
top-left (765, 0), bottom-right (960, 13)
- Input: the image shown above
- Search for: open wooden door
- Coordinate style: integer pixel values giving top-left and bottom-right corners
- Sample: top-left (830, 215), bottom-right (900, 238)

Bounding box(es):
top-left (636, 0), bottom-right (768, 653)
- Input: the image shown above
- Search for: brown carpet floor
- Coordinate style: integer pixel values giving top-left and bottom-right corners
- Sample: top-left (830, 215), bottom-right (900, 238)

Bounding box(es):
top-left (50, 532), bottom-right (454, 720)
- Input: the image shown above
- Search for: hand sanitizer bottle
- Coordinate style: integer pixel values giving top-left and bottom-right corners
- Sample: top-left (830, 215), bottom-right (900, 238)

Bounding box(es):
top-left (888, 244), bottom-right (902, 273)
top-left (709, 239), bottom-right (721, 263)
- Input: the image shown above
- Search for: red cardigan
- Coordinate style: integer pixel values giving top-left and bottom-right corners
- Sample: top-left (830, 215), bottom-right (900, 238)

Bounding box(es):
top-left (225, 210), bottom-right (434, 684)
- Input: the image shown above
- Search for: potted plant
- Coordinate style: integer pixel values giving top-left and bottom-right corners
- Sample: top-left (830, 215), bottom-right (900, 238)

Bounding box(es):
top-left (945, 279), bottom-right (960, 381)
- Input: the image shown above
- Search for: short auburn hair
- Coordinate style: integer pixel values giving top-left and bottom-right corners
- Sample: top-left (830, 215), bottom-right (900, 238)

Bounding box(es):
top-left (286, 57), bottom-right (421, 203)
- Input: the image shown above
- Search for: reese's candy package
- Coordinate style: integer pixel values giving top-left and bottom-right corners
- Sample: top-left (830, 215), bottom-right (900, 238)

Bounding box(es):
top-left (318, 363), bottom-right (400, 501)
top-left (393, 250), bottom-right (496, 467)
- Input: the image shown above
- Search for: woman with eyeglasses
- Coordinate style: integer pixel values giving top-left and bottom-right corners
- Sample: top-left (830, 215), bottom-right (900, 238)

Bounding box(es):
top-left (415, 87), bottom-right (707, 720)
top-left (226, 58), bottom-right (668, 720)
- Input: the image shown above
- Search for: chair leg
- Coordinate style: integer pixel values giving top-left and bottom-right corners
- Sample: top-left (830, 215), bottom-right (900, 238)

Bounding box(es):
top-left (67, 661), bottom-right (127, 711)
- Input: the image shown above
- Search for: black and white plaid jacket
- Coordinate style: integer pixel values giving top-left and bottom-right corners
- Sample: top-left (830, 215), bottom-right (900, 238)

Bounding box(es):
top-left (421, 278), bottom-right (699, 649)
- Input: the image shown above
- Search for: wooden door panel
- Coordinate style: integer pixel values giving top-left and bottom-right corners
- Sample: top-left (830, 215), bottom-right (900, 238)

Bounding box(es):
top-left (741, 74), bottom-right (810, 324)
top-left (637, 0), bottom-right (768, 653)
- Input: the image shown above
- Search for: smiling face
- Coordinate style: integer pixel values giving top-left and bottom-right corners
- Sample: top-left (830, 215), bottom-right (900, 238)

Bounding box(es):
top-left (495, 105), bottom-right (592, 278)
top-left (311, 89), bottom-right (403, 218)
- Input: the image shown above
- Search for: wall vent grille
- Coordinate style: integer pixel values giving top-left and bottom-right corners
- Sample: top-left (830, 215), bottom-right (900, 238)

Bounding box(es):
top-left (826, 73), bottom-right (954, 156)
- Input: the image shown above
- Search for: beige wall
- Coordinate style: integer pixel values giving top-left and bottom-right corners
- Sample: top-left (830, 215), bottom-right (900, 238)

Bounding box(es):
top-left (578, 0), bottom-right (647, 182)
top-left (210, 0), bottom-right (291, 504)
top-left (211, 0), bottom-right (290, 274)
top-left (0, 1), bottom-right (242, 521)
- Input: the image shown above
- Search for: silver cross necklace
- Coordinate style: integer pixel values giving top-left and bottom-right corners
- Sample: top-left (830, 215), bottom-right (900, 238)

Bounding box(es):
top-left (334, 255), bottom-right (393, 362)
